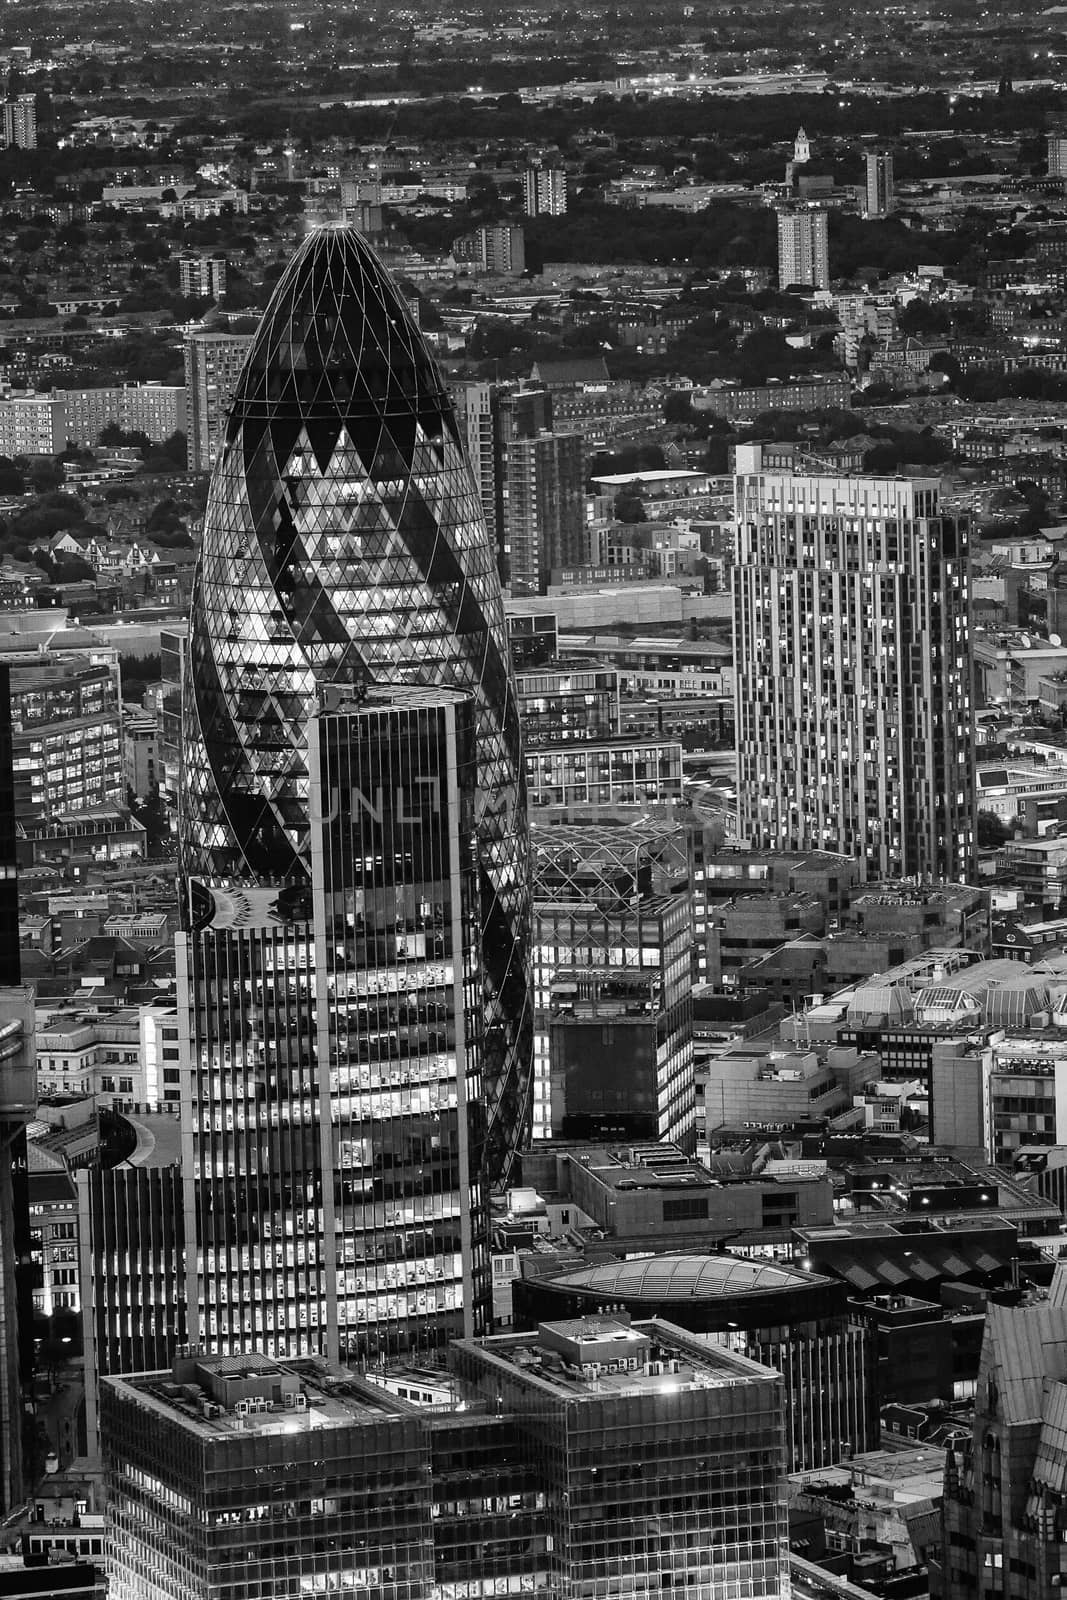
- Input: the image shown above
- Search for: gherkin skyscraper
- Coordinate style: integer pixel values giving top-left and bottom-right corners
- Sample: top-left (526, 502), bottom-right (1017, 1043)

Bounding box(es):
top-left (177, 226), bottom-right (531, 1359)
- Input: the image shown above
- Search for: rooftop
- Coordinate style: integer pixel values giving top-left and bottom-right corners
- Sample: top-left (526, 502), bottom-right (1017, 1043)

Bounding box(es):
top-left (463, 1316), bottom-right (775, 1400)
top-left (546, 1253), bottom-right (830, 1302)
top-left (109, 1350), bottom-right (423, 1440)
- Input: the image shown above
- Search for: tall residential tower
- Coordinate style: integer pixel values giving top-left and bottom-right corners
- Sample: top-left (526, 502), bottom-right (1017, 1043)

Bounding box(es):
top-left (733, 449), bottom-right (975, 882)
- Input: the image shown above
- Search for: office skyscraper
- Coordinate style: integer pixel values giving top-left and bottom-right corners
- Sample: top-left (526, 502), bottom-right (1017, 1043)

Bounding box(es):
top-left (776, 204), bottom-right (829, 289)
top-left (733, 448), bottom-right (975, 882)
top-left (863, 148), bottom-right (894, 217)
top-left (179, 687), bottom-right (491, 1359)
top-left (183, 330), bottom-right (253, 472)
top-left (103, 1320), bottom-right (788, 1600)
top-left (178, 225), bottom-right (530, 1355)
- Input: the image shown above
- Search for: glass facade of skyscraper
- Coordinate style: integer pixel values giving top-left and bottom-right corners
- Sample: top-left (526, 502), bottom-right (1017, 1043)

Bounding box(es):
top-left (178, 228), bottom-right (531, 1335)
top-left (179, 688), bottom-right (491, 1360)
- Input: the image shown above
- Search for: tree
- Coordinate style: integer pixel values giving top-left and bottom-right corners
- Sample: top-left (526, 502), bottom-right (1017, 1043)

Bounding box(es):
top-left (613, 489), bottom-right (646, 523)
top-left (977, 809), bottom-right (1011, 848)
top-left (665, 390), bottom-right (696, 424)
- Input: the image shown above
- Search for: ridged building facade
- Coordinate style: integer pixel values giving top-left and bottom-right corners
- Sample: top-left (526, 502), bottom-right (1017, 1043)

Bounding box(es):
top-left (177, 226), bottom-right (531, 1360)
top-left (733, 455), bottom-right (975, 883)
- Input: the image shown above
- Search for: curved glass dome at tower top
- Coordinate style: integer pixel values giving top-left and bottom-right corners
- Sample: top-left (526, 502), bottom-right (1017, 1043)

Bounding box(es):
top-left (180, 223), bottom-right (532, 1181)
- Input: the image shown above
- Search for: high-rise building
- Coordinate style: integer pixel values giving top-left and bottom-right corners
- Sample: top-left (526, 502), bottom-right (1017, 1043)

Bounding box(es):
top-left (0, 665), bottom-right (33, 1516)
top-left (102, 1319), bottom-right (789, 1600)
top-left (9, 653), bottom-right (124, 819)
top-left (3, 93), bottom-right (35, 150)
top-left (733, 448), bottom-right (976, 881)
top-left (178, 252), bottom-right (227, 300)
top-left (1049, 132), bottom-right (1067, 180)
top-left (942, 1293), bottom-right (1067, 1600)
top-left (451, 379), bottom-right (501, 573)
top-left (0, 986), bottom-right (34, 1515)
top-left (183, 330), bottom-right (253, 472)
top-left (454, 223), bottom-right (526, 275)
top-left (531, 823), bottom-right (694, 1149)
top-left (0, 393), bottom-right (65, 456)
top-left (863, 148), bottom-right (894, 217)
top-left (524, 161), bottom-right (568, 217)
top-left (505, 429), bottom-right (586, 595)
top-left (451, 381), bottom-right (554, 587)
top-left (178, 223), bottom-right (531, 1355)
top-left (178, 685), bottom-right (493, 1361)
top-left (776, 204), bottom-right (829, 289)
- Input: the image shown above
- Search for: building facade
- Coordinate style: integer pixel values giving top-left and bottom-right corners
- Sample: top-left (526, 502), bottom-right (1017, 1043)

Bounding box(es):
top-left (9, 654), bottom-right (124, 819)
top-left (514, 1254), bottom-right (877, 1472)
top-left (864, 149), bottom-right (894, 218)
top-left (178, 688), bottom-right (492, 1362)
top-left (524, 162), bottom-right (568, 217)
top-left (0, 394), bottom-right (65, 456)
top-left (504, 430), bottom-right (585, 597)
top-left (733, 450), bottom-right (976, 881)
top-left (103, 1320), bottom-right (789, 1600)
top-left (60, 384), bottom-right (186, 448)
top-left (178, 253), bottom-right (227, 300)
top-left (526, 736), bottom-right (683, 810)
top-left (183, 331), bottom-right (253, 472)
top-left (942, 1297), bottom-right (1067, 1600)
top-left (178, 225), bottom-right (531, 1208)
top-left (3, 94), bottom-right (35, 150)
top-left (776, 205), bottom-right (830, 289)
top-left (532, 824), bottom-right (694, 1150)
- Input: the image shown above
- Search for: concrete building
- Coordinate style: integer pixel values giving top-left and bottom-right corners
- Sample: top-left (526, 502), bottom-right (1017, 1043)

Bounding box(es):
top-left (183, 331), bottom-right (253, 472)
top-left (60, 384), bottom-right (185, 448)
top-left (523, 1142), bottom-right (834, 1251)
top-left (177, 252), bottom-right (227, 300)
top-left (505, 428), bottom-right (585, 596)
top-left (122, 710), bottom-right (159, 799)
top-left (0, 393), bottom-right (65, 456)
top-left (734, 450), bottom-right (976, 881)
top-left (455, 222), bottom-right (526, 275)
top-left (863, 149), bottom-right (894, 218)
top-left (9, 653), bottom-right (123, 819)
top-left (776, 205), bottom-right (829, 289)
top-left (524, 161), bottom-right (568, 216)
top-left (3, 94), bottom-right (35, 151)
top-left (35, 1003), bottom-right (180, 1108)
top-left (451, 381), bottom-right (553, 585)
top-left (1049, 132), bottom-right (1067, 180)
top-left (702, 1044), bottom-right (876, 1133)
